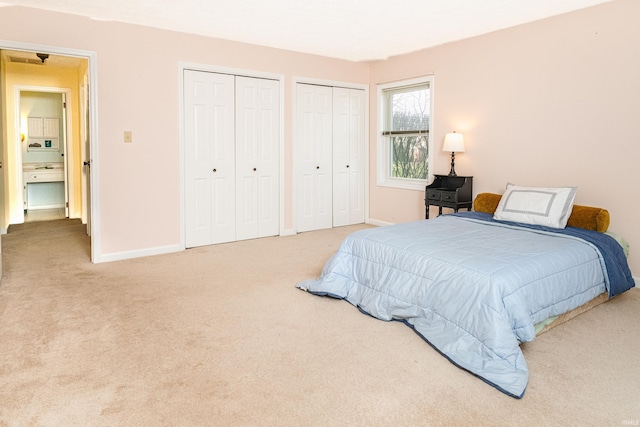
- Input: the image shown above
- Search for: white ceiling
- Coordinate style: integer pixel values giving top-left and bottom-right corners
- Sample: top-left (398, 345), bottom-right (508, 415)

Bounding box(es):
top-left (3, 0), bottom-right (612, 62)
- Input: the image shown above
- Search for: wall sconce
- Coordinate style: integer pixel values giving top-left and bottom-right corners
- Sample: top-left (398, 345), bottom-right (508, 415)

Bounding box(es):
top-left (442, 132), bottom-right (465, 176)
top-left (21, 117), bottom-right (27, 142)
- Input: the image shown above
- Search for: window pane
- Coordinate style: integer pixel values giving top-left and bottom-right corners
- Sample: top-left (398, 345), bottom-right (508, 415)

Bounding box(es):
top-left (390, 87), bottom-right (429, 132)
top-left (390, 135), bottom-right (428, 179)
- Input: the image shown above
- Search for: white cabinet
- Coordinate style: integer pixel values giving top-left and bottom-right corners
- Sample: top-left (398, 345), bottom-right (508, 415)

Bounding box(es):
top-left (184, 70), bottom-right (280, 248)
top-left (27, 117), bottom-right (59, 151)
top-left (22, 163), bottom-right (65, 211)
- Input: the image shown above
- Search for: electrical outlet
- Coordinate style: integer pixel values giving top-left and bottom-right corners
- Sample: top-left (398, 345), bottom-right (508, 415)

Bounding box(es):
top-left (124, 131), bottom-right (133, 143)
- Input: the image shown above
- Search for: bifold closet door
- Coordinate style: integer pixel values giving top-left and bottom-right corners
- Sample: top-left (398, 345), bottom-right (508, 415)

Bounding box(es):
top-left (184, 70), bottom-right (236, 247)
top-left (296, 84), bottom-right (333, 233)
top-left (332, 87), bottom-right (365, 227)
top-left (235, 76), bottom-right (280, 241)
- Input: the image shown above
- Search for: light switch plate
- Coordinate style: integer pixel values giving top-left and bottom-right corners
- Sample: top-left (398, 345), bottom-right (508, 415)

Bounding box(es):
top-left (124, 131), bottom-right (132, 143)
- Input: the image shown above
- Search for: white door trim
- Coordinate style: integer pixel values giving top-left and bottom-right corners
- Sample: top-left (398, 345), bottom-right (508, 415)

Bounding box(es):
top-left (178, 62), bottom-right (285, 250)
top-left (292, 77), bottom-right (370, 234)
top-left (13, 86), bottom-right (72, 222)
top-left (0, 39), bottom-right (100, 263)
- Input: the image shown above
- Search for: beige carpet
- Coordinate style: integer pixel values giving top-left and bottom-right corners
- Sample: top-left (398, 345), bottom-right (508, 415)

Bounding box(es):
top-left (1, 219), bottom-right (639, 426)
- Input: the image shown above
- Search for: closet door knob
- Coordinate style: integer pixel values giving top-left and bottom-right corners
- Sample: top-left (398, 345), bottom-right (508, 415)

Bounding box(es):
top-left (346, 165), bottom-right (350, 168)
top-left (253, 168), bottom-right (257, 171)
top-left (316, 166), bottom-right (320, 169)
top-left (212, 168), bottom-right (217, 172)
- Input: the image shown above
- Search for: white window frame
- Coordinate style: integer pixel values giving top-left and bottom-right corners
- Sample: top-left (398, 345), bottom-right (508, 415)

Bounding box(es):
top-left (376, 75), bottom-right (434, 191)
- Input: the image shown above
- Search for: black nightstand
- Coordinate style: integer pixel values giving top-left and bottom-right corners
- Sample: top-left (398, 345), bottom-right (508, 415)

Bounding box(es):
top-left (425, 175), bottom-right (473, 219)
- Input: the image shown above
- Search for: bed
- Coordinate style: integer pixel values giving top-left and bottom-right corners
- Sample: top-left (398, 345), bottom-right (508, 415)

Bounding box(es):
top-left (297, 188), bottom-right (635, 398)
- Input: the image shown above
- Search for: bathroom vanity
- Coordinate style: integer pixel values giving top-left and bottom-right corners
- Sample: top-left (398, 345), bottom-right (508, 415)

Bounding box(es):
top-left (23, 163), bottom-right (65, 212)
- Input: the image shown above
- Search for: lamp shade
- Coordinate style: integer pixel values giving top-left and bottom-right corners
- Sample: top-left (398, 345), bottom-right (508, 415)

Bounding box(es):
top-left (443, 132), bottom-right (465, 153)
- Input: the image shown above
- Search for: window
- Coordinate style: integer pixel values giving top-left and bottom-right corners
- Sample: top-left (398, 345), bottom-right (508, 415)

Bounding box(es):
top-left (377, 76), bottom-right (433, 190)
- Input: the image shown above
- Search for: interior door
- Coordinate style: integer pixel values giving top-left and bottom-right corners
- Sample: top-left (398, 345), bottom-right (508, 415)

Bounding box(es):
top-left (296, 83), bottom-right (333, 233)
top-left (81, 74), bottom-right (91, 235)
top-left (184, 70), bottom-right (236, 247)
top-left (235, 76), bottom-right (279, 241)
top-left (61, 92), bottom-right (69, 218)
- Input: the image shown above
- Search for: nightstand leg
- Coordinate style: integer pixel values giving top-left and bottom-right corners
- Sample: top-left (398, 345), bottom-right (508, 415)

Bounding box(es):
top-left (438, 206), bottom-right (443, 216)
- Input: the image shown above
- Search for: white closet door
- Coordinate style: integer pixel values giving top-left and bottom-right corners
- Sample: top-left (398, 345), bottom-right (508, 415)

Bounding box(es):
top-left (235, 76), bottom-right (280, 241)
top-left (332, 88), bottom-right (365, 227)
top-left (347, 88), bottom-right (365, 225)
top-left (296, 83), bottom-right (333, 233)
top-left (332, 88), bottom-right (350, 227)
top-left (184, 70), bottom-right (236, 247)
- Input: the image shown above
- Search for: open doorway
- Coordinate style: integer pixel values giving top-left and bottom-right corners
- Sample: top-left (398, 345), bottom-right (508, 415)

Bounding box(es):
top-left (18, 89), bottom-right (69, 223)
top-left (0, 45), bottom-right (97, 262)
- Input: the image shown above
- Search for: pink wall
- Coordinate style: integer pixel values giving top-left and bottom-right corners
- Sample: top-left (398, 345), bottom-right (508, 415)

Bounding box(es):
top-left (0, 6), bottom-right (368, 258)
top-left (1, 1), bottom-right (638, 275)
top-left (369, 0), bottom-right (640, 274)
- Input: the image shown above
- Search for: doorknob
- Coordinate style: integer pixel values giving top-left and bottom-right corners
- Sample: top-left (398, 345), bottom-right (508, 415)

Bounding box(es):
top-left (316, 166), bottom-right (320, 169)
top-left (212, 168), bottom-right (217, 172)
top-left (346, 165), bottom-right (350, 168)
top-left (253, 167), bottom-right (257, 171)
top-left (83, 161), bottom-right (90, 166)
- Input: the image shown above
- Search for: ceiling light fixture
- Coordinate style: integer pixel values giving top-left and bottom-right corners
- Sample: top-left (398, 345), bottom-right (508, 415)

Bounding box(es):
top-left (36, 53), bottom-right (49, 63)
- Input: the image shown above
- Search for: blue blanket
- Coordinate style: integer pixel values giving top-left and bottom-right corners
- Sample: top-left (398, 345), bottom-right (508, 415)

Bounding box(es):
top-left (297, 213), bottom-right (635, 398)
top-left (453, 212), bottom-right (635, 298)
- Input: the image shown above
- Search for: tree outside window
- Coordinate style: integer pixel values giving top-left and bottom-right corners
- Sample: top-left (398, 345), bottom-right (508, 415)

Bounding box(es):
top-left (378, 77), bottom-right (433, 190)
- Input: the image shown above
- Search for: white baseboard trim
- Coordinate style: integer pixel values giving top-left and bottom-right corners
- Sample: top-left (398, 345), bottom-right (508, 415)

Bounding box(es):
top-left (366, 218), bottom-right (394, 227)
top-left (95, 243), bottom-right (182, 263)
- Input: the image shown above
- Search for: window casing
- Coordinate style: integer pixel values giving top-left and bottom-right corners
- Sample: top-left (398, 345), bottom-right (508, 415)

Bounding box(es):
top-left (377, 76), bottom-right (433, 191)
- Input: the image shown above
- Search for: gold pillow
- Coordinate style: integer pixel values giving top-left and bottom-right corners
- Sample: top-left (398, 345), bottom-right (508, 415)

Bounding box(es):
top-left (473, 193), bottom-right (610, 233)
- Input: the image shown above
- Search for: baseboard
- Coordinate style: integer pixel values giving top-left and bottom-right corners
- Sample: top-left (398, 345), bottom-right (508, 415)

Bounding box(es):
top-left (366, 218), bottom-right (394, 227)
top-left (95, 243), bottom-right (182, 263)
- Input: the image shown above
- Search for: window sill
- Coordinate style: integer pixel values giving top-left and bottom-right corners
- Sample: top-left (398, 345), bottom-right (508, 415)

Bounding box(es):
top-left (376, 177), bottom-right (427, 191)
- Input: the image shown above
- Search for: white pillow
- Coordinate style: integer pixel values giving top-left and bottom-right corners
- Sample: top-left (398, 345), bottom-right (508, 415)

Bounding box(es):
top-left (493, 185), bottom-right (577, 229)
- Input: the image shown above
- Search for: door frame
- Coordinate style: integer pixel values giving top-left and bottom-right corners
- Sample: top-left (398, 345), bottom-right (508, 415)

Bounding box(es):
top-left (0, 39), bottom-right (100, 262)
top-left (178, 62), bottom-right (285, 250)
top-left (14, 86), bottom-right (72, 222)
top-left (292, 77), bottom-right (370, 234)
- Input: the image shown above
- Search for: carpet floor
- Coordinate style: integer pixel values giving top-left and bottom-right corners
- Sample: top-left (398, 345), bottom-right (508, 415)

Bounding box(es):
top-left (0, 219), bottom-right (639, 426)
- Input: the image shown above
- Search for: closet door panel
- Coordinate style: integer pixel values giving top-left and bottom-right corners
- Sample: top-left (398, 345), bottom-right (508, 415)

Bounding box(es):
top-left (332, 87), bottom-right (351, 227)
top-left (332, 87), bottom-right (365, 227)
top-left (348, 88), bottom-right (365, 225)
top-left (184, 70), bottom-right (235, 247)
top-left (236, 76), bottom-right (279, 241)
top-left (256, 79), bottom-right (280, 238)
top-left (296, 83), bottom-right (333, 232)
top-left (236, 78), bottom-right (259, 241)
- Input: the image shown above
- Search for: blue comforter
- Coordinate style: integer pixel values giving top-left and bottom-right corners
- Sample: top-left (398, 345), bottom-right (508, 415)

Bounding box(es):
top-left (297, 213), bottom-right (635, 398)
